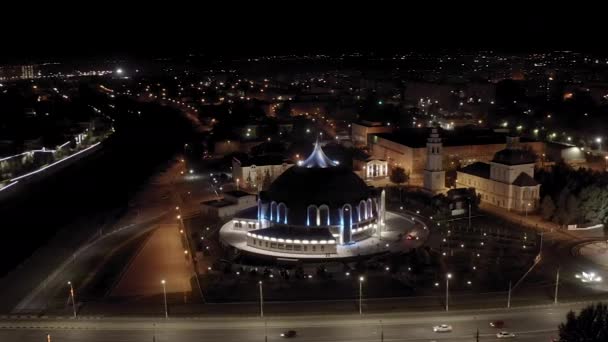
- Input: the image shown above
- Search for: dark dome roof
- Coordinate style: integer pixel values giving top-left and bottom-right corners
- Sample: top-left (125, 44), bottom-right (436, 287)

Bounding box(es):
top-left (267, 166), bottom-right (371, 207)
top-left (492, 148), bottom-right (537, 165)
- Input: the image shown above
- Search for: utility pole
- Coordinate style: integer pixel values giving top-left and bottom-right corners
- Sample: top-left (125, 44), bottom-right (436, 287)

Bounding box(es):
top-left (468, 201), bottom-right (472, 232)
top-left (259, 281), bottom-right (264, 317)
top-left (67, 281), bottom-right (77, 318)
top-left (507, 280), bottom-right (512, 308)
top-left (554, 266), bottom-right (560, 304)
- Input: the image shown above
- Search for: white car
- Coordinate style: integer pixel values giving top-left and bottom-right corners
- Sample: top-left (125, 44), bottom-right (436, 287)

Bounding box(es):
top-left (433, 324), bottom-right (453, 332)
top-left (575, 271), bottom-right (602, 283)
top-left (496, 331), bottom-right (516, 338)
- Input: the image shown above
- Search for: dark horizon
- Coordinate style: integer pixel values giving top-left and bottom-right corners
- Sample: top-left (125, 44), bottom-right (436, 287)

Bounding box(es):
top-left (3, 4), bottom-right (608, 63)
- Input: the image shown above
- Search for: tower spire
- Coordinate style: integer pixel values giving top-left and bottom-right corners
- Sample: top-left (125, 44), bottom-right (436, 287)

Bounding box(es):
top-left (300, 139), bottom-right (337, 168)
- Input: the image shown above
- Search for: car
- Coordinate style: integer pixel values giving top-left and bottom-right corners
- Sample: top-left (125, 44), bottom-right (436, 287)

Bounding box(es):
top-left (281, 330), bottom-right (297, 338)
top-left (496, 331), bottom-right (516, 338)
top-left (575, 271), bottom-right (602, 283)
top-left (432, 324), bottom-right (453, 332)
top-left (490, 320), bottom-right (505, 328)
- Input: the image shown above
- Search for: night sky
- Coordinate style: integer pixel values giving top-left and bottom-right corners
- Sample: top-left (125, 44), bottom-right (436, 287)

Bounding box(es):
top-left (2, 3), bottom-right (607, 62)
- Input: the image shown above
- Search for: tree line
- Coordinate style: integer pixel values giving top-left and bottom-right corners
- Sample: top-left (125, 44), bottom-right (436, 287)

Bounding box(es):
top-left (537, 162), bottom-right (608, 227)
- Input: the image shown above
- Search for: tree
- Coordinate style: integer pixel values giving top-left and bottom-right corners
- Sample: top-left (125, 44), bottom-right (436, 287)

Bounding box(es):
top-left (262, 170), bottom-right (272, 190)
top-left (540, 195), bottom-right (556, 220)
top-left (579, 185), bottom-right (608, 225)
top-left (559, 303), bottom-right (608, 342)
top-left (390, 167), bottom-right (409, 203)
top-left (390, 167), bottom-right (408, 185)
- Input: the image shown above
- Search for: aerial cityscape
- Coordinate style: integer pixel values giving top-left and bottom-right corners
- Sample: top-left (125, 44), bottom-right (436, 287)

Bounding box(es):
top-left (2, 8), bottom-right (608, 342)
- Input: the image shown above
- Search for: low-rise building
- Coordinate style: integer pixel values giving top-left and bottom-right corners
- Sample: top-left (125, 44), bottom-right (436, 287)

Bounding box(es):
top-left (370, 128), bottom-right (544, 186)
top-left (351, 121), bottom-right (394, 147)
top-left (232, 155), bottom-right (294, 191)
top-left (200, 190), bottom-right (257, 219)
top-left (456, 138), bottom-right (540, 213)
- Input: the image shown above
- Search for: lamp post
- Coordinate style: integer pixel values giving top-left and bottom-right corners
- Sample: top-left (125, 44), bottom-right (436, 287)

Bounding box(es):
top-left (67, 281), bottom-right (76, 318)
top-left (554, 266), bottom-right (560, 305)
top-left (161, 279), bottom-right (168, 319)
top-left (359, 276), bottom-right (365, 315)
top-left (468, 201), bottom-right (472, 231)
top-left (445, 273), bottom-right (452, 311)
top-left (259, 281), bottom-right (264, 317)
top-left (597, 137), bottom-right (603, 151)
top-left (507, 280), bottom-right (512, 309)
top-left (525, 202), bottom-right (531, 218)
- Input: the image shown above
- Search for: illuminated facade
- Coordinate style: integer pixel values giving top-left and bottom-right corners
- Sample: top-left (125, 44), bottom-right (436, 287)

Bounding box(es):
top-left (423, 128), bottom-right (445, 193)
top-left (226, 141), bottom-right (386, 256)
top-left (456, 137), bottom-right (541, 213)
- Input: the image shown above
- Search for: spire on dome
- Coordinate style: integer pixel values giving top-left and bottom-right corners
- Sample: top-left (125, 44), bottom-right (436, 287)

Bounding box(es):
top-left (299, 140), bottom-right (337, 168)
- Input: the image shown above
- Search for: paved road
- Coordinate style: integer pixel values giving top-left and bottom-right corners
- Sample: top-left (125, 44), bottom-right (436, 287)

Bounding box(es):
top-left (0, 304), bottom-right (573, 342)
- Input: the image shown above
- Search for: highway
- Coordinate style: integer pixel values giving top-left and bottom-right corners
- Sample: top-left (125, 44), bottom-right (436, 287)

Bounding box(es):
top-left (0, 304), bottom-right (571, 341)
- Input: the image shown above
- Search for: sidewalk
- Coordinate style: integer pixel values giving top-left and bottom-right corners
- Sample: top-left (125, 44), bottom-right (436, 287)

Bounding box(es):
top-left (479, 203), bottom-right (580, 241)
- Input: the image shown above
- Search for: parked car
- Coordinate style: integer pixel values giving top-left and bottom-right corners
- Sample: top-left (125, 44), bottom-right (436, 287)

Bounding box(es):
top-left (433, 324), bottom-right (453, 332)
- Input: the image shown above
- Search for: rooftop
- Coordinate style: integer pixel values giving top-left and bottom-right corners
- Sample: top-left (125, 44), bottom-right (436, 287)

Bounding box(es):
top-left (300, 140), bottom-right (338, 168)
top-left (234, 154), bottom-right (293, 167)
top-left (224, 190), bottom-right (255, 198)
top-left (374, 128), bottom-right (538, 148)
top-left (512, 172), bottom-right (539, 187)
top-left (459, 162), bottom-right (491, 179)
top-left (201, 199), bottom-right (234, 208)
top-left (491, 148), bottom-right (537, 165)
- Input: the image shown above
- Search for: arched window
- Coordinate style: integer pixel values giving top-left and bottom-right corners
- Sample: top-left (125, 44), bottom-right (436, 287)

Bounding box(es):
top-left (277, 203), bottom-right (288, 224)
top-left (358, 200), bottom-right (367, 221)
top-left (270, 201), bottom-right (277, 221)
top-left (341, 204), bottom-right (353, 244)
top-left (367, 198), bottom-right (373, 217)
top-left (319, 205), bottom-right (330, 226)
top-left (307, 205), bottom-right (318, 226)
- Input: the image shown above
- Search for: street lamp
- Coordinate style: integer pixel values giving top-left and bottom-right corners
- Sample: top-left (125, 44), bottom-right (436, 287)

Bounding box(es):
top-left (161, 279), bottom-right (168, 319)
top-left (67, 281), bottom-right (76, 318)
top-left (445, 273), bottom-right (452, 311)
top-left (525, 202), bottom-right (531, 217)
top-left (359, 276), bottom-right (365, 315)
top-left (259, 281), bottom-right (264, 317)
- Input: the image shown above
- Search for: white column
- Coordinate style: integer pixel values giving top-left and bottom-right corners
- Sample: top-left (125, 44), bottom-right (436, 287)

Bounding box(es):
top-left (316, 208), bottom-right (321, 226)
top-left (380, 189), bottom-right (386, 225)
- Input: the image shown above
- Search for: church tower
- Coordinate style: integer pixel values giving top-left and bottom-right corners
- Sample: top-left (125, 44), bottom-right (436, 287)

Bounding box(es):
top-left (423, 127), bottom-right (445, 193)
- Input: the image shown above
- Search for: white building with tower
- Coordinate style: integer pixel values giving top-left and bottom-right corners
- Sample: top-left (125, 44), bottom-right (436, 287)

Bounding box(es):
top-left (423, 128), bottom-right (446, 193)
top-left (456, 136), bottom-right (541, 213)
